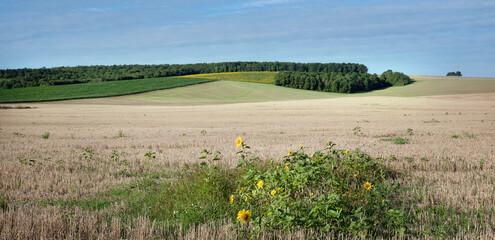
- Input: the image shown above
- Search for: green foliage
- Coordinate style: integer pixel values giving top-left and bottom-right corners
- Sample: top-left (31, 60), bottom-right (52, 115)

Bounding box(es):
top-left (446, 71), bottom-right (462, 77)
top-left (380, 70), bottom-right (412, 86)
top-left (0, 77), bottom-right (214, 103)
top-left (381, 137), bottom-right (409, 144)
top-left (0, 192), bottom-right (8, 210)
top-left (41, 132), bottom-right (50, 139)
top-left (424, 118), bottom-right (440, 123)
top-left (407, 128), bottom-right (414, 135)
top-left (274, 69), bottom-right (411, 93)
top-left (231, 140), bottom-right (405, 238)
top-left (0, 62), bottom-right (367, 89)
top-left (393, 138), bottom-right (409, 145)
top-left (274, 71), bottom-right (386, 93)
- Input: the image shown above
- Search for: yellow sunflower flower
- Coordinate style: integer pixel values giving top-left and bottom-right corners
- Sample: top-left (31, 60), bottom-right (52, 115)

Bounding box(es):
top-left (271, 190), bottom-right (276, 196)
top-left (257, 180), bottom-right (264, 189)
top-left (236, 136), bottom-right (243, 148)
top-left (237, 209), bottom-right (252, 224)
top-left (364, 181), bottom-right (372, 191)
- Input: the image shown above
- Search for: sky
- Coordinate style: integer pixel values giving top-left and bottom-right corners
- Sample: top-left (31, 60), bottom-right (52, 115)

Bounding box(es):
top-left (0, 0), bottom-right (494, 77)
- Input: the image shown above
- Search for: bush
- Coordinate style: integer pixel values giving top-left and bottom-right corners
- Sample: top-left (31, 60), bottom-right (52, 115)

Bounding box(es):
top-left (230, 139), bottom-right (406, 238)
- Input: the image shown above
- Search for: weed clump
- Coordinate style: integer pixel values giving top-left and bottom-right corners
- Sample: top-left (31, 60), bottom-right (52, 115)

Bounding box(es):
top-left (231, 138), bottom-right (405, 238)
top-left (42, 132), bottom-right (50, 139)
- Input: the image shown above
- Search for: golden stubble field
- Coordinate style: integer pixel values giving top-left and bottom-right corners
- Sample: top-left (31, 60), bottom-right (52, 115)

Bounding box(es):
top-left (1, 92), bottom-right (495, 238)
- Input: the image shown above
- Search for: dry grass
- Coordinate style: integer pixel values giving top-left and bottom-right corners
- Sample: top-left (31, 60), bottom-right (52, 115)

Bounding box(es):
top-left (1, 93), bottom-right (494, 238)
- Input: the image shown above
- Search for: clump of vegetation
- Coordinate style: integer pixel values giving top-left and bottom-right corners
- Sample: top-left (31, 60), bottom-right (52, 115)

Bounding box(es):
top-left (381, 137), bottom-right (409, 144)
top-left (41, 132), bottom-right (50, 139)
top-left (424, 118), bottom-right (440, 123)
top-left (274, 69), bottom-right (411, 93)
top-left (446, 71), bottom-right (462, 77)
top-left (231, 138), bottom-right (405, 238)
top-left (0, 193), bottom-right (8, 210)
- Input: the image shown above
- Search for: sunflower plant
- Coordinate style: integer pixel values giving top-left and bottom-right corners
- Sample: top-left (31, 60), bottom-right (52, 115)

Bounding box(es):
top-left (230, 139), bottom-right (406, 238)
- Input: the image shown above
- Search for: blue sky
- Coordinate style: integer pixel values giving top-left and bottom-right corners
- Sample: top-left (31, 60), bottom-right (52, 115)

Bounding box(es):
top-left (1, 0), bottom-right (494, 77)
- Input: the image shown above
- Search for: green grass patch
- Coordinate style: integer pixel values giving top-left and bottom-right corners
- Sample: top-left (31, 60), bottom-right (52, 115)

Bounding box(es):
top-left (0, 77), bottom-right (215, 103)
top-left (180, 71), bottom-right (278, 84)
top-left (381, 137), bottom-right (409, 144)
top-left (0, 192), bottom-right (8, 210)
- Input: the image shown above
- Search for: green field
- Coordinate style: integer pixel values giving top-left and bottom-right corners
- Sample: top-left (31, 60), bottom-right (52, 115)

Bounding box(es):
top-left (128, 80), bottom-right (342, 104)
top-left (128, 75), bottom-right (495, 104)
top-left (0, 77), bottom-right (214, 103)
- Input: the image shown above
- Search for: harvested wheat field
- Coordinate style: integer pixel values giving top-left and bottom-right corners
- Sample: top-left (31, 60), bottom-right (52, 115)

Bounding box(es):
top-left (1, 86), bottom-right (495, 238)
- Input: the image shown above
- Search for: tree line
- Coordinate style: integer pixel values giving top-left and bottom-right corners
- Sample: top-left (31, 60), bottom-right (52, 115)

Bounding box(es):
top-left (274, 70), bottom-right (411, 93)
top-left (0, 62), bottom-right (367, 89)
top-left (446, 71), bottom-right (462, 77)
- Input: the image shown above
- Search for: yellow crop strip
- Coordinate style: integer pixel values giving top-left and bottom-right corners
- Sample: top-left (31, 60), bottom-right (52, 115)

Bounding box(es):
top-left (180, 71), bottom-right (279, 84)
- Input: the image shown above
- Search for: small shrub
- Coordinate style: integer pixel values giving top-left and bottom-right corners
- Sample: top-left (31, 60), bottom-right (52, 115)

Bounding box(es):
top-left (231, 138), bottom-right (405, 238)
top-left (451, 135), bottom-right (459, 139)
top-left (407, 128), bottom-right (413, 135)
top-left (42, 132), bottom-right (50, 139)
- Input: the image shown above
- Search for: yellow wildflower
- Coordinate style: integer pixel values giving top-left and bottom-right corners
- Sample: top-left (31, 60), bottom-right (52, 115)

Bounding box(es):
top-left (230, 194), bottom-right (234, 204)
top-left (271, 190), bottom-right (276, 196)
top-left (287, 149), bottom-right (291, 156)
top-left (344, 149), bottom-right (349, 154)
top-left (299, 145), bottom-right (303, 150)
top-left (257, 180), bottom-right (264, 189)
top-left (237, 209), bottom-right (252, 224)
top-left (277, 187), bottom-right (281, 191)
top-left (239, 187), bottom-right (245, 193)
top-left (310, 152), bottom-right (315, 158)
top-left (285, 164), bottom-right (289, 171)
top-left (245, 196), bottom-right (248, 202)
top-left (310, 192), bottom-right (314, 196)
top-left (354, 174), bottom-right (357, 177)
top-left (364, 181), bottom-right (372, 191)
top-left (236, 136), bottom-right (243, 148)
top-left (268, 212), bottom-right (272, 216)
top-left (276, 165), bottom-right (280, 169)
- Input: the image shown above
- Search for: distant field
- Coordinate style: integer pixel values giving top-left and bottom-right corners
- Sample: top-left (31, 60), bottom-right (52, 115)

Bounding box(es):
top-left (0, 77), bottom-right (214, 103)
top-left (180, 71), bottom-right (278, 84)
top-left (126, 75), bottom-right (495, 105)
top-left (358, 75), bottom-right (495, 97)
top-left (128, 80), bottom-right (342, 104)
